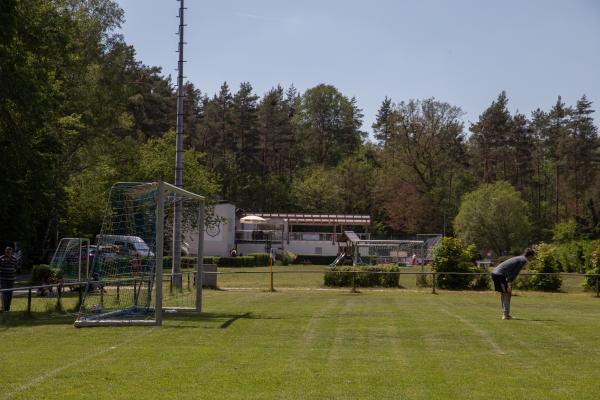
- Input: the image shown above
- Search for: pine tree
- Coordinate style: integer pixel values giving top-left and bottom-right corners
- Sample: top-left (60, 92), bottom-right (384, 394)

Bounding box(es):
top-left (232, 82), bottom-right (259, 161)
top-left (372, 97), bottom-right (394, 146)
top-left (568, 95), bottom-right (599, 216)
top-left (469, 92), bottom-right (513, 182)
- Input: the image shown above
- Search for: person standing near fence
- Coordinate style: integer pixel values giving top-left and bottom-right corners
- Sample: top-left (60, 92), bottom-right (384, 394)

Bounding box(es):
top-left (491, 248), bottom-right (536, 320)
top-left (0, 246), bottom-right (18, 315)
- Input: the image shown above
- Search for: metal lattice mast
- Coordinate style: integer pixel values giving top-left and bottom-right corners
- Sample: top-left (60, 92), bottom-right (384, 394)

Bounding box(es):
top-left (173, 0), bottom-right (186, 287)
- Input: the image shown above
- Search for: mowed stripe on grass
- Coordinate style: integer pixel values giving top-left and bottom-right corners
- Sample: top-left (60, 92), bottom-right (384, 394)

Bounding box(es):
top-left (1, 290), bottom-right (599, 399)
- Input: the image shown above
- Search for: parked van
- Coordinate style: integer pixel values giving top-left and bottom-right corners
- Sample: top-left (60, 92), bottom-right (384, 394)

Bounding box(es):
top-left (95, 235), bottom-right (153, 257)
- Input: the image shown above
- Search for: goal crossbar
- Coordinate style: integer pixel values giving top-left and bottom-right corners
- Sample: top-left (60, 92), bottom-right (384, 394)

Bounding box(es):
top-left (75, 181), bottom-right (205, 328)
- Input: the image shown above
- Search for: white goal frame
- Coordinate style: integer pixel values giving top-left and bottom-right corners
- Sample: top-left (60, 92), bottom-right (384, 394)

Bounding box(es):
top-left (74, 181), bottom-right (205, 327)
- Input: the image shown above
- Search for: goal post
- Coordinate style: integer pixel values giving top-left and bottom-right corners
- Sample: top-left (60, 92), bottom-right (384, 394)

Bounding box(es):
top-left (49, 237), bottom-right (91, 282)
top-left (354, 240), bottom-right (426, 265)
top-left (74, 181), bottom-right (205, 327)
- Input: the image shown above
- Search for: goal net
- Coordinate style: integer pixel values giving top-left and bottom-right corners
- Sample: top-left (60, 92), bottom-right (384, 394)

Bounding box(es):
top-left (49, 238), bottom-right (91, 282)
top-left (355, 240), bottom-right (426, 265)
top-left (74, 181), bottom-right (205, 327)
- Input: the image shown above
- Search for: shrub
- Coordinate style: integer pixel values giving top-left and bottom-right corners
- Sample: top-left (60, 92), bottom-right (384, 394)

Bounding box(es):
top-left (471, 273), bottom-right (491, 290)
top-left (431, 237), bottom-right (478, 290)
top-left (31, 264), bottom-right (63, 285)
top-left (217, 256), bottom-right (257, 268)
top-left (163, 256), bottom-right (219, 269)
top-left (278, 250), bottom-right (297, 266)
top-left (513, 273), bottom-right (534, 291)
top-left (247, 253), bottom-right (271, 267)
top-left (583, 243), bottom-right (600, 290)
top-left (324, 265), bottom-right (400, 288)
top-left (515, 244), bottom-right (562, 291)
top-left (415, 274), bottom-right (430, 288)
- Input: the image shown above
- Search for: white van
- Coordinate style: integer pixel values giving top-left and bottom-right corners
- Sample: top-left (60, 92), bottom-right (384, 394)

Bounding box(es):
top-left (95, 235), bottom-right (154, 257)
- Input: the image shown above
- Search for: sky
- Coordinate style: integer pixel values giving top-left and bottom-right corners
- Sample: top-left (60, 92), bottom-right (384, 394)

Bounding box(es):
top-left (115, 0), bottom-right (600, 136)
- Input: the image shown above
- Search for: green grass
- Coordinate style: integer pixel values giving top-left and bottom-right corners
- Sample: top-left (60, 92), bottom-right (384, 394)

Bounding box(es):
top-left (1, 269), bottom-right (600, 399)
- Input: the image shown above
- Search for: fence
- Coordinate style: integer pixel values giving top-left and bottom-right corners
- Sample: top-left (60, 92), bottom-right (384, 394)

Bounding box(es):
top-left (208, 269), bottom-right (600, 295)
top-left (0, 270), bottom-right (211, 322)
top-left (2, 269), bottom-right (598, 324)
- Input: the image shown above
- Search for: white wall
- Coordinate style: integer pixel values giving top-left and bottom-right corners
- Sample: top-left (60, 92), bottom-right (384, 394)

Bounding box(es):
top-left (237, 243), bottom-right (269, 255)
top-left (238, 241), bottom-right (339, 256)
top-left (186, 203), bottom-right (236, 257)
top-left (286, 240), bottom-right (338, 256)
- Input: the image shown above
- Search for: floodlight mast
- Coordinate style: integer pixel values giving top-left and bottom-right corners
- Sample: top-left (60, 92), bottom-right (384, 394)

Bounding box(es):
top-left (173, 0), bottom-right (186, 288)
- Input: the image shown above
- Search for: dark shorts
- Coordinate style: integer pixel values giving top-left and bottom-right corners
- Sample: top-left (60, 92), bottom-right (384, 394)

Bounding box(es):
top-left (491, 273), bottom-right (509, 293)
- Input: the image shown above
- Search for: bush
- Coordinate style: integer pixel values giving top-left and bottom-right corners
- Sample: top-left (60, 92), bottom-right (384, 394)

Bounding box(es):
top-left (31, 264), bottom-right (63, 285)
top-left (324, 265), bottom-right (400, 288)
top-left (515, 243), bottom-right (562, 291)
top-left (163, 256), bottom-right (219, 269)
top-left (583, 243), bottom-right (600, 290)
top-left (297, 255), bottom-right (337, 265)
top-left (471, 273), bottom-right (491, 290)
top-left (247, 253), bottom-right (271, 267)
top-left (415, 274), bottom-right (430, 288)
top-left (217, 256), bottom-right (257, 268)
top-left (431, 237), bottom-right (479, 290)
top-left (278, 250), bottom-right (297, 266)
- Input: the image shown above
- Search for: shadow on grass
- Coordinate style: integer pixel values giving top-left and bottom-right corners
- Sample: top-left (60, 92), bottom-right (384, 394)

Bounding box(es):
top-left (0, 311), bottom-right (77, 328)
top-left (161, 311), bottom-right (283, 329)
top-left (511, 317), bottom-right (557, 322)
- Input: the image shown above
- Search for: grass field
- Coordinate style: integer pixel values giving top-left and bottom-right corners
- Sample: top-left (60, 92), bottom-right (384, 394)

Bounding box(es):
top-left (1, 268), bottom-right (600, 399)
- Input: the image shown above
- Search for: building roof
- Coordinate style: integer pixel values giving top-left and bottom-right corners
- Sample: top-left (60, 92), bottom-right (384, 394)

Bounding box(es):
top-left (245, 212), bottom-right (371, 226)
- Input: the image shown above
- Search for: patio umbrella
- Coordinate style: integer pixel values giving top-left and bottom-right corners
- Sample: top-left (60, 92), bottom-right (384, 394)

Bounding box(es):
top-left (240, 215), bottom-right (268, 224)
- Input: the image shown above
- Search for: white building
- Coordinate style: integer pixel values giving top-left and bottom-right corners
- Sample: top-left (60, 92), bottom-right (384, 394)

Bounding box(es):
top-left (187, 203), bottom-right (371, 257)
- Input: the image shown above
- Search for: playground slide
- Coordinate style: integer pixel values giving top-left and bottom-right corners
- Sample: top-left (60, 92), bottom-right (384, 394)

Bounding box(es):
top-left (330, 252), bottom-right (346, 267)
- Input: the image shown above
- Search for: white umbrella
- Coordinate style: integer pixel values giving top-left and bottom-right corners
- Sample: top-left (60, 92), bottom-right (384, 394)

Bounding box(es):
top-left (240, 215), bottom-right (268, 224)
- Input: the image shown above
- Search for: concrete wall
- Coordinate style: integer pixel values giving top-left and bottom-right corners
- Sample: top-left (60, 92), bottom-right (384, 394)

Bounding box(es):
top-left (202, 264), bottom-right (217, 288)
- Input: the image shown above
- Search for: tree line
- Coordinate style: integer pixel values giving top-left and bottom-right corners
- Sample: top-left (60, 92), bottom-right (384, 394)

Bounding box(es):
top-left (1, 0), bottom-right (598, 260)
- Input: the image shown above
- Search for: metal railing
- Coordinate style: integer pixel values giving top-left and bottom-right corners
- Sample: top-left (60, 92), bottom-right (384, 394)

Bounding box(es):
top-left (235, 230), bottom-right (283, 242)
top-left (0, 271), bottom-right (207, 320)
top-left (2, 270), bottom-right (598, 323)
top-left (235, 230), bottom-right (371, 243)
top-left (287, 232), bottom-right (370, 242)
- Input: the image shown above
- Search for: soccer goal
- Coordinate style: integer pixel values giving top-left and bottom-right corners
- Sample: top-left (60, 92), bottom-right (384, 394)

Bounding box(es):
top-left (74, 181), bottom-right (205, 327)
top-left (49, 237), bottom-right (91, 282)
top-left (357, 240), bottom-right (425, 265)
top-left (337, 231), bottom-right (426, 266)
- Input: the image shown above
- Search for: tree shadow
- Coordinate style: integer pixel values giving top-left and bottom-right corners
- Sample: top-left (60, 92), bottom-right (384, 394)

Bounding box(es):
top-left (160, 311), bottom-right (284, 329)
top-left (0, 311), bottom-right (77, 328)
top-left (511, 317), bottom-right (557, 322)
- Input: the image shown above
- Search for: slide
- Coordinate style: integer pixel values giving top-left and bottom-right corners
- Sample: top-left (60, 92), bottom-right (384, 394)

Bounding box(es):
top-left (329, 252), bottom-right (346, 267)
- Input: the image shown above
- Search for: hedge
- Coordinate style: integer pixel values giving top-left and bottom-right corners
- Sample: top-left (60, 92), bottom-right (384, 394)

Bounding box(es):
top-left (297, 255), bottom-right (337, 265)
top-left (246, 253), bottom-right (271, 267)
top-left (162, 256), bottom-right (219, 269)
top-left (324, 265), bottom-right (400, 288)
top-left (277, 250), bottom-right (297, 266)
top-left (31, 264), bottom-right (63, 285)
top-left (217, 256), bottom-right (256, 267)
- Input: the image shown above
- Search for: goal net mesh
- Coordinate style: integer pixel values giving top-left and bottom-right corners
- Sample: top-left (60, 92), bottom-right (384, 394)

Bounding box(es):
top-left (75, 182), bottom-right (204, 327)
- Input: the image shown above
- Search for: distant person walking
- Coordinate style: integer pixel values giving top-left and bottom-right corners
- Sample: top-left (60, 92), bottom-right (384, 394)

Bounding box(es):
top-left (491, 248), bottom-right (536, 320)
top-left (0, 246), bottom-right (18, 313)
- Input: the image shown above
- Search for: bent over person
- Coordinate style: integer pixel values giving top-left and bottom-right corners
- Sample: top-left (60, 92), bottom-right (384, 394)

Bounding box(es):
top-left (491, 248), bottom-right (536, 320)
top-left (0, 246), bottom-right (18, 313)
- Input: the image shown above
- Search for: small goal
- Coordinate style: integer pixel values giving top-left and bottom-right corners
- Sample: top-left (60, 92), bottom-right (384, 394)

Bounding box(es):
top-left (74, 181), bottom-right (205, 327)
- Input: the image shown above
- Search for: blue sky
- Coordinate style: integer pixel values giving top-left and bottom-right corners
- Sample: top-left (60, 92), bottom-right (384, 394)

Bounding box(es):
top-left (116, 0), bottom-right (600, 136)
